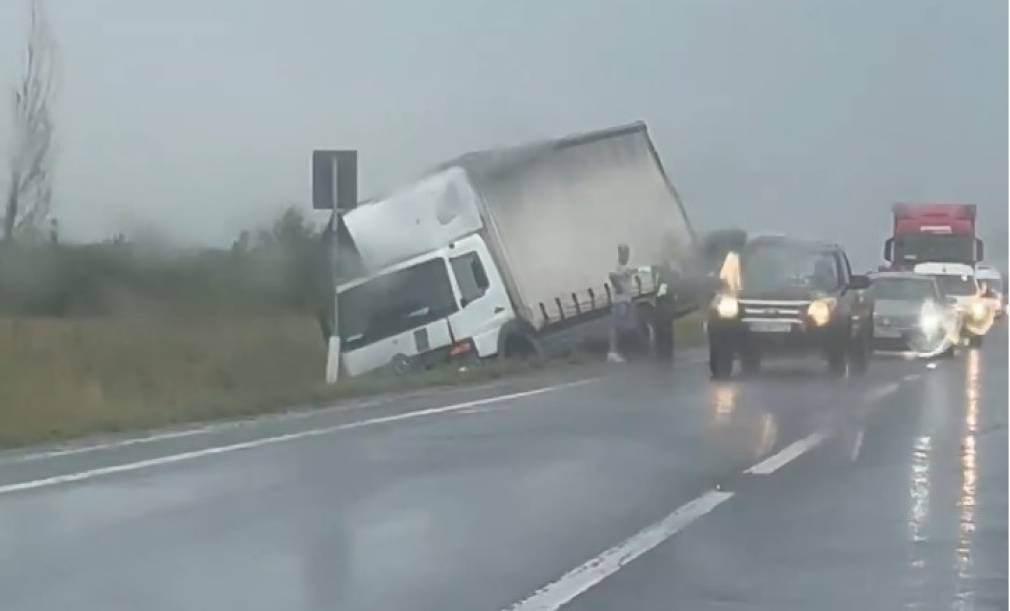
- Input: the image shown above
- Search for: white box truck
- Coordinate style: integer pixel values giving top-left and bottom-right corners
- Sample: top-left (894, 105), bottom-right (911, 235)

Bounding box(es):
top-left (327, 122), bottom-right (697, 376)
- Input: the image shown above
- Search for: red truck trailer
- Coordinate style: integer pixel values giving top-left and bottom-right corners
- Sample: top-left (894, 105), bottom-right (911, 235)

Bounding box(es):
top-left (882, 203), bottom-right (984, 270)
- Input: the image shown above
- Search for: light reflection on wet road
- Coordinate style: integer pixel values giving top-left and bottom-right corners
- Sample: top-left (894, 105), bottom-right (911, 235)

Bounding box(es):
top-left (0, 329), bottom-right (1005, 610)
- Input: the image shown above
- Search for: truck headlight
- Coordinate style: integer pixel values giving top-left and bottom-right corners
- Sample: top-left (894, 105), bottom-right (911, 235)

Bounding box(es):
top-left (807, 298), bottom-right (835, 327)
top-left (714, 295), bottom-right (739, 319)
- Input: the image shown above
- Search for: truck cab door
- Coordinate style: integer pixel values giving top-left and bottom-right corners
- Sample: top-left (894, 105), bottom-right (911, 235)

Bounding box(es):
top-left (447, 236), bottom-right (514, 357)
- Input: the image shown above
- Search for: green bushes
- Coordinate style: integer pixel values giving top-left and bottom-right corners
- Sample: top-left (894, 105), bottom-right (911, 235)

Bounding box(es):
top-left (0, 207), bottom-right (328, 319)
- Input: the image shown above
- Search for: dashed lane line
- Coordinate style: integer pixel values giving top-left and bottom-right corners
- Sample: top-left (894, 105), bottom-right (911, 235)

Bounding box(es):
top-left (504, 490), bottom-right (734, 611)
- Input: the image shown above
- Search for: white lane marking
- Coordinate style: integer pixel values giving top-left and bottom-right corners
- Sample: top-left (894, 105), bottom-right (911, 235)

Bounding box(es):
top-left (3, 396), bottom-right (392, 464)
top-left (864, 382), bottom-right (900, 403)
top-left (744, 431), bottom-right (826, 475)
top-left (903, 373), bottom-right (922, 382)
top-left (4, 375), bottom-right (571, 465)
top-left (504, 490), bottom-right (733, 611)
top-left (850, 429), bottom-right (865, 463)
top-left (0, 380), bottom-right (595, 496)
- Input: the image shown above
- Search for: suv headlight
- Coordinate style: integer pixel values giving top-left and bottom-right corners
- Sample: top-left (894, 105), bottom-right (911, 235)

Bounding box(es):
top-left (714, 294), bottom-right (739, 319)
top-left (807, 298), bottom-right (835, 327)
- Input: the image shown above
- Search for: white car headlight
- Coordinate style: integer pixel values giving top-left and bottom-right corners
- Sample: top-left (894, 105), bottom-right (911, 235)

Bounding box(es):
top-left (807, 298), bottom-right (835, 327)
top-left (714, 294), bottom-right (739, 319)
top-left (919, 302), bottom-right (942, 335)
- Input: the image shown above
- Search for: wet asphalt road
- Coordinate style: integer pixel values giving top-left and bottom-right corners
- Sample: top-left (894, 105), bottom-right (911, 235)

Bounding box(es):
top-left (0, 329), bottom-right (1005, 610)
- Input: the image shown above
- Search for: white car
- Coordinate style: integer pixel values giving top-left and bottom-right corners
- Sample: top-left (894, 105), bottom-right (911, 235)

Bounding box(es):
top-left (868, 272), bottom-right (960, 357)
top-left (914, 262), bottom-right (994, 347)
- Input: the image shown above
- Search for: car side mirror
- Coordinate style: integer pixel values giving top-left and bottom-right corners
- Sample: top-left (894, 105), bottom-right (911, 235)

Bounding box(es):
top-left (848, 275), bottom-right (871, 291)
top-left (883, 238), bottom-right (894, 262)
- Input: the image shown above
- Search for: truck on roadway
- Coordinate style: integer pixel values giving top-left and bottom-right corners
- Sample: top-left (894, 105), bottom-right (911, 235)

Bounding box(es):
top-left (326, 122), bottom-right (698, 377)
top-left (882, 203), bottom-right (984, 270)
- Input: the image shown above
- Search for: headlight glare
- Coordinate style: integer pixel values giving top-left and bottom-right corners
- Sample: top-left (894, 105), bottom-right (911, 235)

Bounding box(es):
top-left (807, 298), bottom-right (834, 326)
top-left (919, 303), bottom-right (942, 335)
top-left (714, 295), bottom-right (739, 319)
top-left (969, 301), bottom-right (987, 321)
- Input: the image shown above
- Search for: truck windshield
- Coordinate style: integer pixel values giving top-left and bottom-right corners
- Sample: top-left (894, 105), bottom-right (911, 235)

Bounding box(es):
top-left (871, 278), bottom-right (936, 301)
top-left (338, 258), bottom-right (457, 350)
top-left (932, 274), bottom-right (977, 297)
top-left (741, 243), bottom-right (842, 294)
top-left (894, 234), bottom-right (974, 263)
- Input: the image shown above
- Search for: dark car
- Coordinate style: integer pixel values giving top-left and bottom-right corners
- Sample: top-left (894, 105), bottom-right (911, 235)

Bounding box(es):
top-left (707, 236), bottom-right (873, 378)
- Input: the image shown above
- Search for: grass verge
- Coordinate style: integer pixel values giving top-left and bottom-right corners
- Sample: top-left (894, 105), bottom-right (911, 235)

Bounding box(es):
top-left (0, 313), bottom-right (704, 449)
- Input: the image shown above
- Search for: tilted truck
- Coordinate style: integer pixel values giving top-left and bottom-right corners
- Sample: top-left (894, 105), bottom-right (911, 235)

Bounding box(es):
top-left (325, 122), bottom-right (698, 377)
top-left (882, 203), bottom-right (984, 270)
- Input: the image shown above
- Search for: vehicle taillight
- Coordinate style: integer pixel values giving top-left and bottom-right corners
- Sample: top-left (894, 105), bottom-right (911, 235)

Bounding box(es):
top-left (449, 340), bottom-right (473, 357)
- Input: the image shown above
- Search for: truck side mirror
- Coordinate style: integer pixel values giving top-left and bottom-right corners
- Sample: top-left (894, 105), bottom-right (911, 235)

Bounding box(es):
top-left (883, 238), bottom-right (894, 262)
top-left (848, 275), bottom-right (871, 291)
top-left (975, 238), bottom-right (984, 261)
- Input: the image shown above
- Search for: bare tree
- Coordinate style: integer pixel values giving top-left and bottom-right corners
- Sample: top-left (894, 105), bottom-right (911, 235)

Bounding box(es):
top-left (4, 0), bottom-right (56, 242)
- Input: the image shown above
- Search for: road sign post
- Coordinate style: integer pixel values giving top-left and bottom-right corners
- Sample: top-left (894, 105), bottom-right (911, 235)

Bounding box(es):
top-left (313, 150), bottom-right (358, 384)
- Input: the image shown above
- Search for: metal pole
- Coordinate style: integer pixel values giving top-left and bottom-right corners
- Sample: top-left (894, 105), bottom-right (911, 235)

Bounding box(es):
top-left (324, 157), bottom-right (342, 384)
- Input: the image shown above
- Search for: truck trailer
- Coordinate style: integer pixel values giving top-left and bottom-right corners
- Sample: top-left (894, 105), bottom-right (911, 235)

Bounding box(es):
top-left (327, 122), bottom-right (697, 377)
top-left (883, 203), bottom-right (984, 270)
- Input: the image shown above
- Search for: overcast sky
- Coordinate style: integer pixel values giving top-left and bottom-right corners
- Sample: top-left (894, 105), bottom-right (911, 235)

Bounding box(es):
top-left (0, 0), bottom-right (1005, 268)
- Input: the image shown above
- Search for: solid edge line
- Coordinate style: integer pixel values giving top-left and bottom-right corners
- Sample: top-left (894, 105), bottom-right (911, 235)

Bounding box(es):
top-left (744, 431), bottom-right (826, 475)
top-left (5, 375), bottom-right (584, 465)
top-left (504, 489), bottom-right (734, 611)
top-left (2, 396), bottom-right (392, 465)
top-left (0, 379), bottom-right (595, 496)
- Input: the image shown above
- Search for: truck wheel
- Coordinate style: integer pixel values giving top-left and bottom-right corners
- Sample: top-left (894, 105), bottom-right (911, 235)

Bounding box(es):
top-left (502, 332), bottom-right (540, 360)
top-left (709, 342), bottom-right (733, 379)
top-left (389, 353), bottom-right (416, 376)
top-left (497, 321), bottom-right (542, 361)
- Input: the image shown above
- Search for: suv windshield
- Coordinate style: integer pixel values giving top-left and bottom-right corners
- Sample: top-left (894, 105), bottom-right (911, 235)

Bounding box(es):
top-left (871, 278), bottom-right (936, 301)
top-left (338, 258), bottom-right (457, 349)
top-left (741, 243), bottom-right (842, 294)
top-left (933, 274), bottom-right (978, 297)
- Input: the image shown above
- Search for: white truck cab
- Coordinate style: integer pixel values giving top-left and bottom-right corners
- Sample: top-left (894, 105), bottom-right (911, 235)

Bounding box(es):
top-left (337, 234), bottom-right (515, 377)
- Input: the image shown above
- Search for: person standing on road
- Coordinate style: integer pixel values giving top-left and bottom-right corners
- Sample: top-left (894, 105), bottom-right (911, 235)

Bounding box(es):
top-left (608, 243), bottom-right (633, 363)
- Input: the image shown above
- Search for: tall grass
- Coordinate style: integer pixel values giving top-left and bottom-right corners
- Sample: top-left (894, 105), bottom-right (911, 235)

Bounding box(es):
top-left (0, 315), bottom-right (327, 446)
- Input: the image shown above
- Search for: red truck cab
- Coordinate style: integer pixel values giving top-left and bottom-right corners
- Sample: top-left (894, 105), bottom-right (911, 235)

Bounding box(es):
top-left (883, 203), bottom-right (984, 270)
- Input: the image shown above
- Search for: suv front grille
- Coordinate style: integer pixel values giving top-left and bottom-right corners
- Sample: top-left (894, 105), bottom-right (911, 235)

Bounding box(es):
top-left (739, 300), bottom-right (809, 323)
